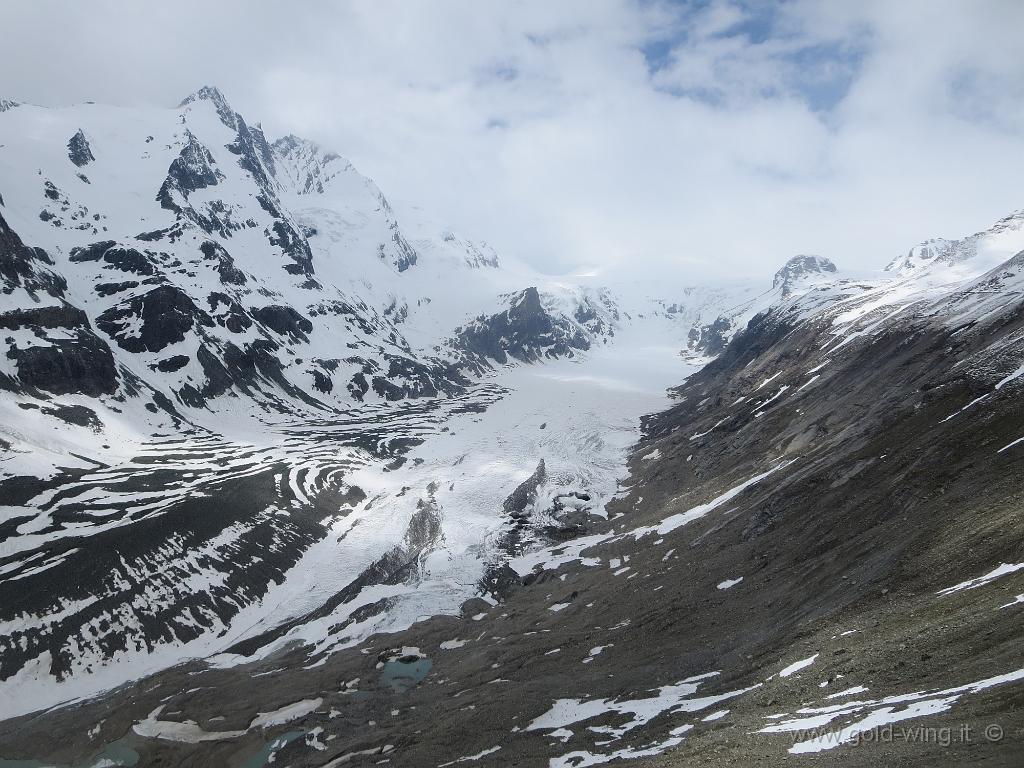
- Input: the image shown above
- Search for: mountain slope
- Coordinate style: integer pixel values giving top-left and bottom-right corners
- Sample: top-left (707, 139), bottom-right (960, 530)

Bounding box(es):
top-left (1, 90), bottom-right (1022, 768)
top-left (0, 88), bottom-right (767, 720)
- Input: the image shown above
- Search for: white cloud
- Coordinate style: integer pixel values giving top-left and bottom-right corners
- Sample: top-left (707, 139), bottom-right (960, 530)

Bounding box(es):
top-left (1, 0), bottom-right (1023, 280)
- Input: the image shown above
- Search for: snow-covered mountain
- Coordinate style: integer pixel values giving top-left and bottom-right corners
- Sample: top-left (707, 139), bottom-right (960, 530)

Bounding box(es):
top-left (0, 88), bottom-right (636, 473)
top-left (0, 88), bottom-right (767, 716)
top-left (2, 88), bottom-right (1023, 766)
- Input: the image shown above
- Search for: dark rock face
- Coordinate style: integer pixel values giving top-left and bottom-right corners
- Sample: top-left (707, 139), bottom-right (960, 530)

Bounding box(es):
top-left (97, 285), bottom-right (212, 354)
top-left (67, 129), bottom-right (95, 167)
top-left (206, 292), bottom-right (252, 333)
top-left (773, 254), bottom-right (837, 296)
top-left (383, 230), bottom-right (418, 272)
top-left (229, 115), bottom-right (276, 192)
top-left (0, 304), bottom-right (88, 331)
top-left (156, 132), bottom-right (223, 211)
top-left (155, 355), bottom-right (190, 373)
top-left (0, 210), bottom-right (66, 300)
top-left (11, 329), bottom-right (118, 397)
top-left (95, 280), bottom-right (139, 297)
top-left (367, 354), bottom-right (467, 401)
top-left (268, 219), bottom-right (315, 277)
top-left (70, 242), bottom-right (156, 276)
top-left (252, 305), bottom-right (313, 343)
top-left (454, 287), bottom-right (590, 371)
top-left (199, 240), bottom-right (246, 285)
top-left (688, 316), bottom-right (733, 356)
top-left (0, 213), bottom-right (119, 397)
top-left (503, 459), bottom-right (546, 520)
top-left (312, 369), bottom-right (333, 393)
top-left (39, 403), bottom-right (102, 430)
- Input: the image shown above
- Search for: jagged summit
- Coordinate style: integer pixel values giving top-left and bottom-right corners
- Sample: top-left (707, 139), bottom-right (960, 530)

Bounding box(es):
top-left (178, 85), bottom-right (237, 129)
top-left (772, 254), bottom-right (837, 296)
top-left (0, 99), bottom-right (20, 113)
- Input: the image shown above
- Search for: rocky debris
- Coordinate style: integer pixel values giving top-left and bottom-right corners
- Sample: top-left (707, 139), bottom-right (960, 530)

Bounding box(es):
top-left (66, 129), bottom-right (94, 167)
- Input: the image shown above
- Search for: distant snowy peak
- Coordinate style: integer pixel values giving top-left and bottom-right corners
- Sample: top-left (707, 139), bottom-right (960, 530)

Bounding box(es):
top-left (772, 254), bottom-right (837, 296)
top-left (440, 231), bottom-right (500, 269)
top-left (0, 99), bottom-right (21, 113)
top-left (271, 135), bottom-right (354, 195)
top-left (269, 133), bottom-right (418, 272)
top-left (885, 210), bottom-right (1024, 276)
top-left (450, 286), bottom-right (616, 373)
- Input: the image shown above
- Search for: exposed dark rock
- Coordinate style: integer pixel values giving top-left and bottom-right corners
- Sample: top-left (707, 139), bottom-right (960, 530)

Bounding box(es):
top-left (155, 355), bottom-right (190, 373)
top-left (268, 220), bottom-right (315, 277)
top-left (503, 459), bottom-right (546, 519)
top-left (199, 240), bottom-right (246, 285)
top-left (97, 285), bottom-right (212, 354)
top-left (95, 281), bottom-right (139, 297)
top-left (312, 369), bottom-right (333, 393)
top-left (67, 129), bottom-right (95, 167)
top-left (70, 242), bottom-right (156, 275)
top-left (252, 305), bottom-right (313, 343)
top-left (0, 304), bottom-right (88, 331)
top-left (10, 328), bottom-right (117, 396)
top-left (688, 316), bottom-right (733, 356)
top-left (454, 287), bottom-right (590, 371)
top-left (0, 210), bottom-right (65, 299)
top-left (40, 403), bottom-right (101, 430)
top-left (156, 131), bottom-right (223, 211)
top-left (206, 292), bottom-right (252, 333)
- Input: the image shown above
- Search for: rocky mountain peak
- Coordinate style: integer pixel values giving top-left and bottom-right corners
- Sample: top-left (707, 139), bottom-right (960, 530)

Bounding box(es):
top-left (178, 85), bottom-right (237, 129)
top-left (772, 254), bottom-right (837, 296)
top-left (0, 99), bottom-right (20, 113)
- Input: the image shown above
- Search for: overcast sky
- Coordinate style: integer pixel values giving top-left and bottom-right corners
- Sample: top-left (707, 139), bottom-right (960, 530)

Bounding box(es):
top-left (3, 0), bottom-right (1023, 279)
